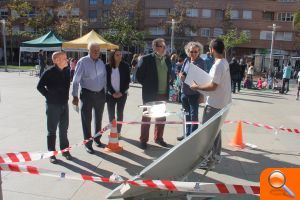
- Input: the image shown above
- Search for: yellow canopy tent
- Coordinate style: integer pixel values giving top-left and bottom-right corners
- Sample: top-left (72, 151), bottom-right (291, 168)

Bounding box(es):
top-left (62, 30), bottom-right (119, 51)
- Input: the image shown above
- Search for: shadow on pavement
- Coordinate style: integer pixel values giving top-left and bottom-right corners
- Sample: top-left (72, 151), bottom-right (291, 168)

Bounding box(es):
top-left (237, 92), bottom-right (287, 100)
top-left (233, 97), bottom-right (273, 104)
top-left (57, 158), bottom-right (118, 190)
top-left (95, 149), bottom-right (145, 175)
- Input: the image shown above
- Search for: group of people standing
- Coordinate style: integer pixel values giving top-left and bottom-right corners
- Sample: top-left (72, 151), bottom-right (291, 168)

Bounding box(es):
top-left (37, 38), bottom-right (232, 170)
top-left (37, 43), bottom-right (131, 163)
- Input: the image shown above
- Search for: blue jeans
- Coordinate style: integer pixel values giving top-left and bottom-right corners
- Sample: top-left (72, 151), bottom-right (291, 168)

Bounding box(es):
top-left (181, 93), bottom-right (199, 136)
top-left (202, 105), bottom-right (222, 160)
top-left (46, 103), bottom-right (69, 151)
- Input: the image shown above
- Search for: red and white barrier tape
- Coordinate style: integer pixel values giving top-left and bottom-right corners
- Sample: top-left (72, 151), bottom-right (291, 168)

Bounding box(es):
top-left (117, 120), bottom-right (236, 125)
top-left (0, 163), bottom-right (259, 195)
top-left (118, 120), bottom-right (299, 134)
top-left (0, 124), bottom-right (111, 164)
top-left (242, 121), bottom-right (300, 134)
top-left (0, 120), bottom-right (298, 164)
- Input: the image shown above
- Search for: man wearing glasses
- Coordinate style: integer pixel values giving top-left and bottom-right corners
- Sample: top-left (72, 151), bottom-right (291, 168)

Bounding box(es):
top-left (136, 38), bottom-right (172, 150)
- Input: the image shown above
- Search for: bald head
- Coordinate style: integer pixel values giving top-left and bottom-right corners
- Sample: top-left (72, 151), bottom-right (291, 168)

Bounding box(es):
top-left (52, 51), bottom-right (67, 69)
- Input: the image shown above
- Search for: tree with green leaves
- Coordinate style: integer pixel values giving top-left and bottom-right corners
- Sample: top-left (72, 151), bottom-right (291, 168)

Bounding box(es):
top-left (102, 0), bottom-right (147, 51)
top-left (54, 2), bottom-right (80, 40)
top-left (6, 0), bottom-right (32, 64)
top-left (219, 5), bottom-right (249, 58)
top-left (219, 29), bottom-right (249, 58)
top-left (293, 10), bottom-right (300, 53)
top-left (293, 10), bottom-right (300, 30)
top-left (27, 0), bottom-right (56, 34)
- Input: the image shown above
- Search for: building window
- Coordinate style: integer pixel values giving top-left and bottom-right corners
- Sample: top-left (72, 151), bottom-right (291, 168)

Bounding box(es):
top-left (243, 10), bottom-right (252, 20)
top-left (149, 27), bottom-right (165, 35)
top-left (58, 9), bottom-right (67, 17)
top-left (186, 8), bottom-right (198, 17)
top-left (260, 31), bottom-right (272, 40)
top-left (200, 28), bottom-right (210, 37)
top-left (0, 8), bottom-right (8, 18)
top-left (216, 9), bottom-right (224, 20)
top-left (230, 10), bottom-right (239, 19)
top-left (103, 0), bottom-right (112, 5)
top-left (184, 28), bottom-right (197, 36)
top-left (12, 25), bottom-right (20, 32)
top-left (89, 10), bottom-right (97, 22)
top-left (263, 11), bottom-right (274, 20)
top-left (242, 30), bottom-right (251, 38)
top-left (213, 28), bottom-right (223, 37)
top-left (202, 9), bottom-right (211, 18)
top-left (89, 0), bottom-right (97, 5)
top-left (275, 32), bottom-right (293, 41)
top-left (277, 12), bottom-right (293, 22)
top-left (149, 9), bottom-right (167, 17)
top-left (71, 8), bottom-right (79, 17)
top-left (24, 26), bottom-right (34, 33)
top-left (103, 10), bottom-right (110, 18)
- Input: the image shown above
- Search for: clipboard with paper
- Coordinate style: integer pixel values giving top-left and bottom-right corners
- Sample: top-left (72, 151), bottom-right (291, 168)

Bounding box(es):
top-left (184, 62), bottom-right (212, 95)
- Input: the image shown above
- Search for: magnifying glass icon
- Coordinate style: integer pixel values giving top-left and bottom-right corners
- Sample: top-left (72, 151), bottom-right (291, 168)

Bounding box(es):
top-left (268, 170), bottom-right (295, 198)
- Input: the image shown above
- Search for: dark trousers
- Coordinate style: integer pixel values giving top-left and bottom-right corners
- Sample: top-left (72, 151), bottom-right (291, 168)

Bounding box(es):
top-left (281, 78), bottom-right (290, 93)
top-left (80, 88), bottom-right (106, 148)
top-left (181, 93), bottom-right (199, 136)
top-left (39, 65), bottom-right (45, 77)
top-left (232, 80), bottom-right (241, 93)
top-left (202, 105), bottom-right (222, 160)
top-left (140, 94), bottom-right (167, 143)
top-left (106, 93), bottom-right (128, 133)
top-left (46, 103), bottom-right (69, 151)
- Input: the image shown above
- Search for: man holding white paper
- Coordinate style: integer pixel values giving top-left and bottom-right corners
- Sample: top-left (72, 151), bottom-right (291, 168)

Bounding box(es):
top-left (191, 38), bottom-right (231, 168)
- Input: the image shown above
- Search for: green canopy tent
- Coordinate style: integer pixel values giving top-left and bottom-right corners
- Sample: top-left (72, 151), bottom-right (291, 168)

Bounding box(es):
top-left (19, 31), bottom-right (63, 69)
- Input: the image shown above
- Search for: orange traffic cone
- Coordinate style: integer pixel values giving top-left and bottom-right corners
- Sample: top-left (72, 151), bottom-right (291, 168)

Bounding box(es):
top-left (230, 120), bottom-right (245, 149)
top-left (105, 119), bottom-right (123, 153)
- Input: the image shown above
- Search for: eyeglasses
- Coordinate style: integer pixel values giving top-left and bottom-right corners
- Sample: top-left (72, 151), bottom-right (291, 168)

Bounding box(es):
top-left (190, 51), bottom-right (199, 54)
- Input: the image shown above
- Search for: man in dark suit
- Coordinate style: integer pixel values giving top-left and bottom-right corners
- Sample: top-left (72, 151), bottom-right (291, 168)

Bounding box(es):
top-left (136, 38), bottom-right (172, 149)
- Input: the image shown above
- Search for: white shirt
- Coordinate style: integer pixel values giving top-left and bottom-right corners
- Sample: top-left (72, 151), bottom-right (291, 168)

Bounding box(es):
top-left (111, 68), bottom-right (120, 92)
top-left (206, 58), bottom-right (232, 109)
top-left (247, 66), bottom-right (254, 75)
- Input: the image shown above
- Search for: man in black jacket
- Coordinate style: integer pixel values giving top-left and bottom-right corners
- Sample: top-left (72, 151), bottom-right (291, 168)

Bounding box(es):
top-left (37, 51), bottom-right (72, 164)
top-left (136, 38), bottom-right (172, 149)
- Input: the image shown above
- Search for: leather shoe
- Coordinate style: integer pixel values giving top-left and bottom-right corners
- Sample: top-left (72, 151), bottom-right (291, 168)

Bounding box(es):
top-left (49, 156), bottom-right (58, 164)
top-left (94, 140), bottom-right (104, 148)
top-left (140, 142), bottom-right (147, 150)
top-left (177, 136), bottom-right (184, 141)
top-left (155, 140), bottom-right (168, 147)
top-left (62, 152), bottom-right (73, 160)
top-left (94, 137), bottom-right (104, 148)
top-left (85, 147), bottom-right (95, 154)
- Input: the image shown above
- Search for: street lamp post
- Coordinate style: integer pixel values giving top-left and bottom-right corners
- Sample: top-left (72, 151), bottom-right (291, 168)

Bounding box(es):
top-left (1, 19), bottom-right (7, 72)
top-left (268, 24), bottom-right (278, 72)
top-left (167, 18), bottom-right (179, 54)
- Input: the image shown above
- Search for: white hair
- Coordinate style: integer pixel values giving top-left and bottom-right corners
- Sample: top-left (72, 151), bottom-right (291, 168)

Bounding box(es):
top-left (184, 41), bottom-right (203, 56)
top-left (87, 42), bottom-right (100, 50)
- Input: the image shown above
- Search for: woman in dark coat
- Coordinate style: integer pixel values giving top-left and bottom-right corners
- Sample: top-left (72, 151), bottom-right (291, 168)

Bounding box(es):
top-left (106, 50), bottom-right (131, 134)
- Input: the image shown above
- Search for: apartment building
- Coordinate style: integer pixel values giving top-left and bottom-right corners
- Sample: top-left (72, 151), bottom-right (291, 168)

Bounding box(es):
top-left (1, 0), bottom-right (300, 65)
